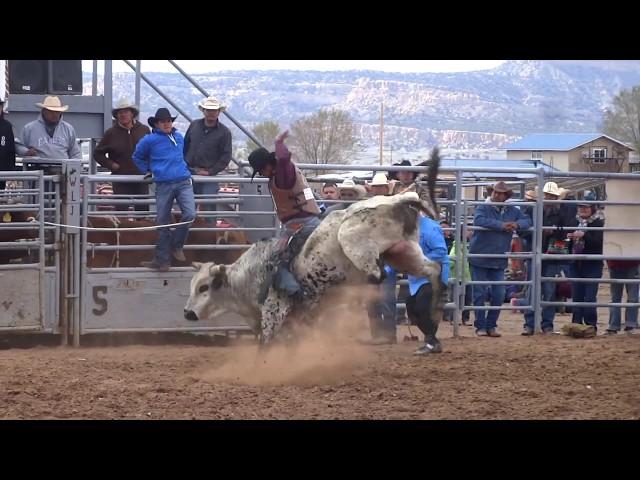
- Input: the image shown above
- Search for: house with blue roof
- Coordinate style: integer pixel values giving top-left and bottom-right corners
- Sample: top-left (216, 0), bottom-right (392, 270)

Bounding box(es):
top-left (502, 133), bottom-right (635, 173)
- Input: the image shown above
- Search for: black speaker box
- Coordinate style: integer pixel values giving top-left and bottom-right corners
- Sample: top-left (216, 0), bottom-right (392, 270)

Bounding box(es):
top-left (48, 60), bottom-right (83, 95)
top-left (8, 60), bottom-right (48, 94)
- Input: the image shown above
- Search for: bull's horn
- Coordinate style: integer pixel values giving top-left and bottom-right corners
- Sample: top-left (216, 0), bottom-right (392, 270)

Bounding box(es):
top-left (192, 261), bottom-right (203, 270)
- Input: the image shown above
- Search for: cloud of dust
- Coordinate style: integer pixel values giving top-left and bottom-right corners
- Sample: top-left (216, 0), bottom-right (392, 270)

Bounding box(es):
top-left (197, 284), bottom-right (382, 386)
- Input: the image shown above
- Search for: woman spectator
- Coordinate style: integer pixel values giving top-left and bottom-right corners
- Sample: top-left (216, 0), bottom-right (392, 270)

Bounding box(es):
top-left (568, 193), bottom-right (604, 331)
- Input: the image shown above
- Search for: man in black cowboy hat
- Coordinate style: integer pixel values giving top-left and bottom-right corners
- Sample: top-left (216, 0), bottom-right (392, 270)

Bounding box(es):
top-left (388, 159), bottom-right (430, 201)
top-left (0, 97), bottom-right (16, 190)
top-left (248, 130), bottom-right (321, 301)
top-left (94, 98), bottom-right (151, 211)
top-left (132, 107), bottom-right (196, 271)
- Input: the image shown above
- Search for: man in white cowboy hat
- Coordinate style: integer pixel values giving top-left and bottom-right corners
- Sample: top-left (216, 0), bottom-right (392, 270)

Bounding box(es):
top-left (94, 98), bottom-right (151, 211)
top-left (322, 178), bottom-right (366, 218)
top-left (132, 107), bottom-right (196, 272)
top-left (16, 95), bottom-right (82, 164)
top-left (0, 96), bottom-right (16, 190)
top-left (519, 181), bottom-right (578, 335)
top-left (184, 96), bottom-right (232, 222)
top-left (366, 172), bottom-right (391, 197)
top-left (468, 181), bottom-right (531, 337)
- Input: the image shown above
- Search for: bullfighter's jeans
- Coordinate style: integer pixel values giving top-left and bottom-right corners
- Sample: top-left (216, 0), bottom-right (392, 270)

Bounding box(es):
top-left (470, 265), bottom-right (505, 331)
top-left (608, 266), bottom-right (639, 331)
top-left (154, 178), bottom-right (196, 266)
top-left (367, 270), bottom-right (397, 340)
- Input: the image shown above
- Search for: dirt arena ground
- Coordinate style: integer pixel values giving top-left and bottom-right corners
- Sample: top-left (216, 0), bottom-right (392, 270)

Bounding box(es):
top-left (1, 301), bottom-right (639, 420)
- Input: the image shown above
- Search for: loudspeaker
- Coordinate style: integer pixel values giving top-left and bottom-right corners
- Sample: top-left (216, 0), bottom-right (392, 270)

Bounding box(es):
top-left (8, 60), bottom-right (48, 94)
top-left (48, 60), bottom-right (83, 95)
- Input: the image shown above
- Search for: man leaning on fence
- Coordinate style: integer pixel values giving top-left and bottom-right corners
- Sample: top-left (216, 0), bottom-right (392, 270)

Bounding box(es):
top-left (468, 181), bottom-right (531, 337)
top-left (132, 108), bottom-right (196, 272)
top-left (15, 96), bottom-right (82, 166)
top-left (94, 99), bottom-right (151, 212)
top-left (184, 97), bottom-right (232, 222)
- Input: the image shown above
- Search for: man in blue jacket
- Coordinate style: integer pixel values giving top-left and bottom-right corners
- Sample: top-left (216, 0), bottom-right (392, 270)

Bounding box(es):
top-left (469, 181), bottom-right (531, 337)
top-left (133, 108), bottom-right (196, 272)
top-left (406, 215), bottom-right (450, 355)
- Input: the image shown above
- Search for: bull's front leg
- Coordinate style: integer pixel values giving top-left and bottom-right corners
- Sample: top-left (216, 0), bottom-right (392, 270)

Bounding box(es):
top-left (259, 288), bottom-right (293, 347)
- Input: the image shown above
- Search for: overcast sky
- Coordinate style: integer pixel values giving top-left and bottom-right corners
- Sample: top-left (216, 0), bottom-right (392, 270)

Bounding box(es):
top-left (82, 60), bottom-right (507, 74)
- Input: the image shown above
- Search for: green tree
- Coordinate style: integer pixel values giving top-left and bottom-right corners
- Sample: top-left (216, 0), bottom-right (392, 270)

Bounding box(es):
top-left (246, 120), bottom-right (281, 152)
top-left (290, 109), bottom-right (359, 167)
top-left (602, 85), bottom-right (640, 154)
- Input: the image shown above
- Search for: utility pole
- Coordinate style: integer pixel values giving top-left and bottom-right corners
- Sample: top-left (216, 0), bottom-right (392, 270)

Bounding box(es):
top-left (379, 102), bottom-right (384, 165)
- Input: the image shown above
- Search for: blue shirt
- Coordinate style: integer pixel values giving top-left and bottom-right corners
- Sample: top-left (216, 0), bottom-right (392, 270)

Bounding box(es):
top-left (407, 216), bottom-right (450, 296)
top-left (132, 128), bottom-right (191, 183)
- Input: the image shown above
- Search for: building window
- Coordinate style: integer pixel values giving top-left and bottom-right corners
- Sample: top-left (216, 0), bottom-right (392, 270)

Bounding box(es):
top-left (531, 151), bottom-right (543, 161)
top-left (592, 147), bottom-right (607, 164)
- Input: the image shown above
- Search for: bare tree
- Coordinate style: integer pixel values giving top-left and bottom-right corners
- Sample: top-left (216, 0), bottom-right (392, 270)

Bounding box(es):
top-left (290, 109), bottom-right (359, 168)
top-left (246, 120), bottom-right (281, 151)
top-left (602, 85), bottom-right (640, 154)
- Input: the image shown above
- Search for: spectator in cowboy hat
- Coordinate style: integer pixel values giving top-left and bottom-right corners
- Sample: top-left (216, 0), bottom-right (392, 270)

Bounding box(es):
top-left (322, 178), bottom-right (365, 218)
top-left (366, 172), bottom-right (392, 196)
top-left (468, 180), bottom-right (531, 337)
top-left (184, 96), bottom-right (232, 222)
top-left (0, 97), bottom-right (16, 190)
top-left (94, 98), bottom-right (151, 212)
top-left (15, 95), bottom-right (82, 164)
top-left (132, 107), bottom-right (196, 271)
top-left (388, 159), bottom-right (430, 201)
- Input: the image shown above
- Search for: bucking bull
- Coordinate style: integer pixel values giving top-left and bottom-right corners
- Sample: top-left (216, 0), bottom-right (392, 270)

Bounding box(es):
top-left (184, 150), bottom-right (444, 346)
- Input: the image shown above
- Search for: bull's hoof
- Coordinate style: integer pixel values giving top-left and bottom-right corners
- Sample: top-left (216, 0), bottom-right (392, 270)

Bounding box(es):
top-left (366, 274), bottom-right (383, 285)
top-left (184, 310), bottom-right (199, 321)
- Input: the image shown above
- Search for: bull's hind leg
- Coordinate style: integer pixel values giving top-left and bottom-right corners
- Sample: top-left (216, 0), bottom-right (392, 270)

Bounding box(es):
top-left (384, 240), bottom-right (444, 323)
top-left (337, 225), bottom-right (383, 282)
top-left (259, 289), bottom-right (293, 347)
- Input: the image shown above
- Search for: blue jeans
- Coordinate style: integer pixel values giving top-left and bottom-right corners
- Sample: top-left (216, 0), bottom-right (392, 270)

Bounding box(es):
top-left (193, 180), bottom-right (219, 223)
top-left (608, 266), bottom-right (639, 331)
top-left (524, 262), bottom-right (564, 331)
top-left (273, 216), bottom-right (322, 296)
top-left (154, 178), bottom-right (196, 265)
top-left (367, 271), bottom-right (397, 339)
top-left (471, 265), bottom-right (505, 330)
top-left (571, 261), bottom-right (603, 328)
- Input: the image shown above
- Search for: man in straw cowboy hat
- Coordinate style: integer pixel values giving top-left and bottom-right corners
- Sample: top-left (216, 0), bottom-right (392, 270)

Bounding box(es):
top-left (132, 107), bottom-right (196, 272)
top-left (519, 181), bottom-right (578, 335)
top-left (94, 98), bottom-right (151, 211)
top-left (321, 178), bottom-right (366, 218)
top-left (16, 95), bottom-right (82, 164)
top-left (468, 181), bottom-right (531, 337)
top-left (184, 96), bottom-right (232, 222)
top-left (366, 172), bottom-right (391, 197)
top-left (248, 130), bottom-right (321, 301)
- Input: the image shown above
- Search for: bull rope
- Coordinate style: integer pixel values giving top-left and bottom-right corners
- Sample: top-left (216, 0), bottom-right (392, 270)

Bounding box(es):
top-left (36, 219), bottom-right (195, 231)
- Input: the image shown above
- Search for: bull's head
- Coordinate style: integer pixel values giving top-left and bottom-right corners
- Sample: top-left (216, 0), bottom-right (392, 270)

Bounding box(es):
top-left (183, 262), bottom-right (229, 321)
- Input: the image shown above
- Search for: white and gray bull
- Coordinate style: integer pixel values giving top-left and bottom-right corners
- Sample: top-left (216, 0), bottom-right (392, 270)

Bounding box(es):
top-left (184, 191), bottom-right (443, 345)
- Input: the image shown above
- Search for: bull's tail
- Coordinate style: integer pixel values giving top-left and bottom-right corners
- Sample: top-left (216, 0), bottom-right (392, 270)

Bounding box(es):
top-left (427, 146), bottom-right (440, 214)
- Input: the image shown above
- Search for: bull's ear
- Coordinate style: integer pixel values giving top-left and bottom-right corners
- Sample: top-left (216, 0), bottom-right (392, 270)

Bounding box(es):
top-left (210, 264), bottom-right (228, 290)
top-left (192, 261), bottom-right (203, 270)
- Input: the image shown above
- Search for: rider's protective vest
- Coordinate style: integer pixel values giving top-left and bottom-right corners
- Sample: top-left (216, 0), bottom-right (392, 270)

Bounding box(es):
top-left (269, 167), bottom-right (321, 222)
